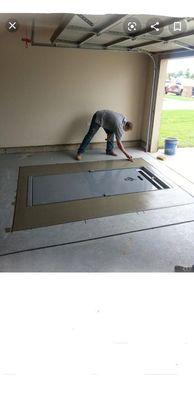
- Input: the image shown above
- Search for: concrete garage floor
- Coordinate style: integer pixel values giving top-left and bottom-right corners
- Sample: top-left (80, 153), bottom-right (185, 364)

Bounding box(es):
top-left (0, 147), bottom-right (194, 272)
top-left (154, 147), bottom-right (194, 184)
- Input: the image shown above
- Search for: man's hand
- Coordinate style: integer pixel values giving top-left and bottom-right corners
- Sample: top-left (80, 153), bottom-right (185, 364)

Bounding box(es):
top-left (117, 138), bottom-right (133, 162)
top-left (126, 154), bottom-right (133, 162)
top-left (116, 138), bottom-right (134, 161)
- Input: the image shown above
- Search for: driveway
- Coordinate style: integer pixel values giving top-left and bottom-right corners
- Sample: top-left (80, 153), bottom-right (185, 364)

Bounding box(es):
top-left (163, 98), bottom-right (194, 110)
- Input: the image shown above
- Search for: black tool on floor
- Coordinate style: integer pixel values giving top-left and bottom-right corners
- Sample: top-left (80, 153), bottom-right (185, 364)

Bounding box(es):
top-left (174, 265), bottom-right (194, 272)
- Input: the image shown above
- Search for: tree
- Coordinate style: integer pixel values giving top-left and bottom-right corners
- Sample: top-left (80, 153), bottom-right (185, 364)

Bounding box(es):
top-left (167, 68), bottom-right (194, 80)
top-left (177, 70), bottom-right (184, 77)
top-left (185, 68), bottom-right (191, 78)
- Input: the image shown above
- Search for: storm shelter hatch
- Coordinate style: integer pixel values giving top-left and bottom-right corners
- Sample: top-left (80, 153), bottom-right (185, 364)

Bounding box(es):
top-left (12, 158), bottom-right (193, 232)
top-left (27, 166), bottom-right (170, 206)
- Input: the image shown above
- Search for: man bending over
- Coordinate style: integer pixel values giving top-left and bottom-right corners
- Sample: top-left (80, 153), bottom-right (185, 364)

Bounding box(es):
top-left (76, 110), bottom-right (133, 161)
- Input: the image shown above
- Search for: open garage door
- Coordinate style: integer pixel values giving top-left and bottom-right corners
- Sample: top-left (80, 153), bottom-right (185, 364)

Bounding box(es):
top-left (150, 55), bottom-right (194, 184)
top-left (160, 57), bottom-right (194, 149)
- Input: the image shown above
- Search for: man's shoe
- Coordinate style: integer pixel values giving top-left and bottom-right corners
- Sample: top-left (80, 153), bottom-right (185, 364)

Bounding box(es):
top-left (75, 153), bottom-right (82, 161)
top-left (174, 265), bottom-right (194, 272)
top-left (106, 151), bottom-right (117, 156)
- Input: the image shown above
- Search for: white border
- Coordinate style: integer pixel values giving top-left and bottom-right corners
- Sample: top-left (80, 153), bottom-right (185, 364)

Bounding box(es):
top-left (0, 0), bottom-right (194, 16)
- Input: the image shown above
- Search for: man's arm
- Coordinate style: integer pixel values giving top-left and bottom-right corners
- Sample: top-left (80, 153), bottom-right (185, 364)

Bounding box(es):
top-left (116, 138), bottom-right (133, 161)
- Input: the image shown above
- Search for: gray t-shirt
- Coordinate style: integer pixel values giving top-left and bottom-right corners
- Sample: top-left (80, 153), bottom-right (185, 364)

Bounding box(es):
top-left (94, 110), bottom-right (127, 139)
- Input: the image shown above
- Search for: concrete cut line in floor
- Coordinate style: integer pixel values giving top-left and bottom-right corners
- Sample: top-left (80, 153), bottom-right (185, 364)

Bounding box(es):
top-left (1, 220), bottom-right (194, 272)
top-left (1, 217), bottom-right (194, 259)
top-left (1, 203), bottom-right (194, 257)
top-left (12, 158), bottom-right (194, 231)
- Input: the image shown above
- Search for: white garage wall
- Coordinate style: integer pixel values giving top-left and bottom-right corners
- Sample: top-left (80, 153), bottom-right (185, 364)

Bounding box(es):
top-left (0, 31), bottom-right (150, 148)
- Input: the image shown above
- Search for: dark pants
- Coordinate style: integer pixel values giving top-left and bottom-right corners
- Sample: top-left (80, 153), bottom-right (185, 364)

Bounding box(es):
top-left (77, 114), bottom-right (114, 154)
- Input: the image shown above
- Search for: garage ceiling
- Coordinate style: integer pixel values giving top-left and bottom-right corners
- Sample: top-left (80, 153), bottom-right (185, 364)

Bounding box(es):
top-left (1, 13), bottom-right (194, 57)
top-left (24, 13), bottom-right (194, 57)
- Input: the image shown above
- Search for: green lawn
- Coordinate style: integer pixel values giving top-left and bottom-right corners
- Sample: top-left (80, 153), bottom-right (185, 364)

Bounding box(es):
top-left (159, 110), bottom-right (194, 148)
top-left (164, 94), bottom-right (194, 101)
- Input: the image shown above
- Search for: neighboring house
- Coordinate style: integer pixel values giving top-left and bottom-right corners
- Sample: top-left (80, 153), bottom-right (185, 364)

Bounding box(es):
top-left (181, 78), bottom-right (194, 97)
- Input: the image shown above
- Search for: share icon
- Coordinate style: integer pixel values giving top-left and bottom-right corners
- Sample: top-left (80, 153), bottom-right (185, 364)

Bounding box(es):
top-left (150, 21), bottom-right (160, 32)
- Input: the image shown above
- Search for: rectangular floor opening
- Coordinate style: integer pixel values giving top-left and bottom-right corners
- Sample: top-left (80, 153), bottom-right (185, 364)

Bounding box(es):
top-left (12, 158), bottom-right (192, 231)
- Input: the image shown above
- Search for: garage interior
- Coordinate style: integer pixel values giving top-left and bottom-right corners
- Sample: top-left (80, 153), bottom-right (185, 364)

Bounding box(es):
top-left (0, 13), bottom-right (194, 271)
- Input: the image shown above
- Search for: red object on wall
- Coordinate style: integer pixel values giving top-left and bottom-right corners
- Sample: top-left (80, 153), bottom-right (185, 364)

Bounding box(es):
top-left (21, 37), bottom-right (31, 48)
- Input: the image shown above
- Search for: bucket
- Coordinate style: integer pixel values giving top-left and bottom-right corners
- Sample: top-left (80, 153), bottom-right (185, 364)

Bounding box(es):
top-left (164, 137), bottom-right (178, 155)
